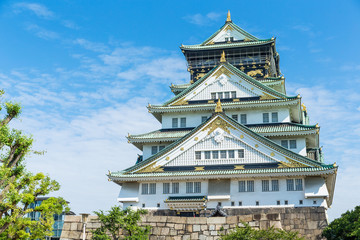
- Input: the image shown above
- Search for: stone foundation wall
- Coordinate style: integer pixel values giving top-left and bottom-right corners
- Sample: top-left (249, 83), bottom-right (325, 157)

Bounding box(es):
top-left (60, 207), bottom-right (327, 240)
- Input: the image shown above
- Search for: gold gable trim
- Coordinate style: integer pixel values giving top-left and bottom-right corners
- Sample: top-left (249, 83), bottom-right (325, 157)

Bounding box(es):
top-left (213, 66), bottom-right (234, 79)
top-left (172, 97), bottom-right (188, 106)
top-left (137, 162), bottom-right (162, 173)
top-left (202, 118), bottom-right (236, 135)
top-left (260, 92), bottom-right (277, 100)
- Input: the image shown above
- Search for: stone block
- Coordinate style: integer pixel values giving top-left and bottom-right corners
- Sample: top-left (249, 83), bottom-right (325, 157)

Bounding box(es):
top-left (175, 224), bottom-right (184, 230)
top-left (69, 231), bottom-right (81, 239)
top-left (187, 217), bottom-right (207, 224)
top-left (65, 215), bottom-right (82, 222)
top-left (239, 214), bottom-right (252, 222)
top-left (203, 230), bottom-right (209, 235)
top-left (191, 232), bottom-right (199, 239)
top-left (201, 225), bottom-right (208, 231)
top-left (193, 224), bottom-right (201, 232)
top-left (238, 222), bottom-right (245, 228)
top-left (166, 223), bottom-right (175, 228)
top-left (226, 216), bottom-right (238, 224)
top-left (178, 230), bottom-right (185, 235)
top-left (270, 220), bottom-right (282, 229)
top-left (186, 224), bottom-right (192, 232)
top-left (182, 235), bottom-right (190, 240)
top-left (63, 223), bottom-right (71, 231)
top-left (307, 221), bottom-right (318, 230)
top-left (248, 221), bottom-right (259, 227)
top-left (223, 224), bottom-right (229, 229)
top-left (168, 216), bottom-right (187, 224)
top-left (210, 230), bottom-right (218, 236)
top-left (70, 223), bottom-right (79, 231)
top-left (161, 227), bottom-right (170, 235)
top-left (199, 235), bottom-right (207, 240)
top-left (207, 217), bottom-right (226, 224)
top-left (170, 229), bottom-right (177, 235)
top-left (172, 236), bottom-right (181, 240)
top-left (215, 225), bottom-right (222, 230)
top-left (209, 225), bottom-right (215, 230)
top-left (157, 222), bottom-right (166, 227)
top-left (260, 220), bottom-right (270, 230)
top-left (266, 213), bottom-right (280, 221)
top-left (153, 227), bottom-right (162, 235)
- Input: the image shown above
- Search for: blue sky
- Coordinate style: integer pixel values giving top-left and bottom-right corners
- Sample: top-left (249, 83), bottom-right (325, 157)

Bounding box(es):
top-left (1, 0), bottom-right (359, 221)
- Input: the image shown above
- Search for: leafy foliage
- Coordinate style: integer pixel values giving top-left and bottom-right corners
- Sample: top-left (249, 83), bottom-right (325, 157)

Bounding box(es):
top-left (92, 206), bottom-right (150, 240)
top-left (0, 90), bottom-right (68, 239)
top-left (220, 222), bottom-right (304, 240)
top-left (322, 206), bottom-right (360, 240)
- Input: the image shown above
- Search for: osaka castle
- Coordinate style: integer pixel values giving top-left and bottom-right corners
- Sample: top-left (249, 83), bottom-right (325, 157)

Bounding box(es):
top-left (108, 12), bottom-right (337, 215)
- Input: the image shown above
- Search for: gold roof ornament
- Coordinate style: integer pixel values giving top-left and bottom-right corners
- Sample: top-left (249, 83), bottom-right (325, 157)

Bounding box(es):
top-left (215, 99), bottom-right (223, 113)
top-left (226, 10), bottom-right (231, 22)
top-left (220, 51), bottom-right (226, 63)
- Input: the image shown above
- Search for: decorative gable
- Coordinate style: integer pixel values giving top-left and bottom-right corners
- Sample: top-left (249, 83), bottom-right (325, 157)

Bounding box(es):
top-left (129, 113), bottom-right (321, 174)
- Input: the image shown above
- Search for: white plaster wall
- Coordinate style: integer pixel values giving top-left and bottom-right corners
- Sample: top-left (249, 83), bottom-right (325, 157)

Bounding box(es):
top-left (120, 177), bottom-right (327, 209)
top-left (271, 138), bottom-right (307, 156)
top-left (161, 107), bottom-right (291, 129)
top-left (212, 29), bottom-right (246, 42)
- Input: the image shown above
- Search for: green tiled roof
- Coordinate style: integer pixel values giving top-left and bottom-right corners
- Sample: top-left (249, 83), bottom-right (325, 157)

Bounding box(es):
top-left (181, 39), bottom-right (274, 50)
top-left (128, 123), bottom-right (317, 142)
top-left (160, 62), bottom-right (295, 107)
top-left (149, 98), bottom-right (299, 113)
top-left (171, 83), bottom-right (191, 89)
top-left (110, 166), bottom-right (336, 179)
top-left (165, 196), bottom-right (207, 202)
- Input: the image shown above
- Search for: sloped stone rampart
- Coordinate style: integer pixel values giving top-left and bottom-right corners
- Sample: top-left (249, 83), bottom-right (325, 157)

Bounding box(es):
top-left (60, 207), bottom-right (327, 240)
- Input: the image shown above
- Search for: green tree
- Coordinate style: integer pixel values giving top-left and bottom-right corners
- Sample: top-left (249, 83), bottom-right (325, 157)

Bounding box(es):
top-left (322, 206), bottom-right (360, 240)
top-left (92, 206), bottom-right (150, 240)
top-left (220, 222), bottom-right (304, 240)
top-left (0, 90), bottom-right (68, 239)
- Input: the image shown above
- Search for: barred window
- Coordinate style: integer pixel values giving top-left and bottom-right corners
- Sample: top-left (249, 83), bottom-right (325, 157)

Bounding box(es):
top-left (286, 179), bottom-right (295, 191)
top-left (281, 140), bottom-right (288, 149)
top-left (186, 182), bottom-right (193, 193)
top-left (141, 183), bottom-right (148, 195)
top-left (172, 183), bottom-right (179, 194)
top-left (151, 146), bottom-right (158, 155)
top-left (232, 114), bottom-right (238, 121)
top-left (231, 91), bottom-right (236, 98)
top-left (228, 150), bottom-right (235, 158)
top-left (295, 179), bottom-right (303, 191)
top-left (194, 182), bottom-right (201, 193)
top-left (149, 183), bottom-right (156, 194)
top-left (211, 93), bottom-right (217, 99)
top-left (218, 92), bottom-right (223, 99)
top-left (271, 112), bottom-right (278, 123)
top-left (159, 145), bottom-right (165, 151)
top-left (195, 151), bottom-right (201, 160)
top-left (240, 114), bottom-right (247, 124)
top-left (180, 118), bottom-right (186, 128)
top-left (172, 118), bottom-right (178, 128)
top-left (271, 180), bottom-right (279, 191)
top-left (220, 150), bottom-right (227, 158)
top-left (262, 180), bottom-right (270, 192)
top-left (212, 151), bottom-right (219, 159)
top-left (263, 113), bottom-right (269, 123)
top-left (290, 140), bottom-right (297, 149)
top-left (238, 149), bottom-right (244, 158)
top-left (238, 181), bottom-right (246, 192)
top-left (247, 181), bottom-right (254, 192)
top-left (205, 151), bottom-right (211, 159)
top-left (224, 92), bottom-right (230, 99)
top-left (163, 183), bottom-right (170, 194)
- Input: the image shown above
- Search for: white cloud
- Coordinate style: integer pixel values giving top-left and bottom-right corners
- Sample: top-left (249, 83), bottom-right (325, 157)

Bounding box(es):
top-left (26, 24), bottom-right (59, 40)
top-left (73, 39), bottom-right (109, 53)
top-left (183, 12), bottom-right (222, 26)
top-left (13, 2), bottom-right (54, 19)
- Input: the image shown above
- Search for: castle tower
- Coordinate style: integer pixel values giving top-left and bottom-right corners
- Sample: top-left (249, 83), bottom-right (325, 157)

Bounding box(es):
top-left (108, 13), bottom-right (337, 220)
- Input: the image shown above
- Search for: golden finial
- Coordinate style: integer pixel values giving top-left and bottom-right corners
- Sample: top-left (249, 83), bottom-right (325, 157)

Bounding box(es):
top-left (301, 103), bottom-right (307, 112)
top-left (220, 51), bottom-right (226, 63)
top-left (108, 170), bottom-right (111, 175)
top-left (297, 94), bottom-right (301, 99)
top-left (333, 162), bottom-right (337, 167)
top-left (215, 99), bottom-right (223, 113)
top-left (315, 123), bottom-right (319, 128)
top-left (226, 10), bottom-right (231, 22)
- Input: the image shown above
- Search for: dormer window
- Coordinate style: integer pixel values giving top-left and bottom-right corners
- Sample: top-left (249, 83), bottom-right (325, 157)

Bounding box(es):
top-left (225, 37), bottom-right (234, 42)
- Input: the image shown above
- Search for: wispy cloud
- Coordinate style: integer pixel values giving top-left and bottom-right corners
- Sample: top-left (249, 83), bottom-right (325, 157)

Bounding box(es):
top-left (13, 2), bottom-right (54, 19)
top-left (26, 24), bottom-right (59, 40)
top-left (73, 39), bottom-right (109, 53)
top-left (183, 12), bottom-right (221, 26)
top-left (340, 64), bottom-right (360, 71)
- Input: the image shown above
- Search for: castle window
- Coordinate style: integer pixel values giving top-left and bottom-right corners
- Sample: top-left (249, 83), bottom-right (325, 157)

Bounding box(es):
top-left (225, 92), bottom-right (230, 99)
top-left (172, 118), bottom-right (178, 128)
top-left (231, 91), bottom-right (236, 98)
top-left (281, 140), bottom-right (288, 149)
top-left (205, 151), bottom-right (211, 159)
top-left (287, 179), bottom-right (303, 191)
top-left (263, 113), bottom-right (269, 123)
top-left (159, 145), bottom-right (165, 151)
top-left (218, 92), bottom-right (223, 99)
top-left (240, 114), bottom-right (247, 124)
top-left (157, 203), bottom-right (160, 207)
top-left (211, 93), bottom-right (217, 99)
top-left (142, 203), bottom-right (145, 208)
top-left (232, 114), bottom-right (238, 121)
top-left (201, 116), bottom-right (208, 122)
top-left (180, 117), bottom-right (186, 128)
top-left (239, 180), bottom-right (254, 192)
top-left (231, 201), bottom-right (235, 206)
top-left (277, 200), bottom-right (280, 205)
top-left (186, 182), bottom-right (201, 193)
top-left (151, 146), bottom-right (158, 155)
top-left (271, 180), bottom-right (279, 191)
top-left (141, 184), bottom-right (148, 195)
top-left (238, 149), bottom-right (244, 158)
top-left (228, 150), bottom-right (235, 158)
top-left (195, 151), bottom-right (201, 160)
top-left (220, 150), bottom-right (227, 158)
top-left (289, 140), bottom-right (297, 149)
top-left (262, 180), bottom-right (270, 192)
top-left (281, 140), bottom-right (297, 149)
top-left (299, 200), bottom-right (303, 205)
top-left (271, 112), bottom-right (278, 123)
top-left (172, 183), bottom-right (179, 194)
top-left (256, 201), bottom-right (259, 206)
top-left (285, 200), bottom-right (288, 205)
top-left (212, 151), bottom-right (219, 159)
top-left (239, 201), bottom-right (242, 206)
top-left (313, 200), bottom-right (317, 204)
top-left (163, 183), bottom-right (170, 194)
top-left (149, 183), bottom-right (156, 194)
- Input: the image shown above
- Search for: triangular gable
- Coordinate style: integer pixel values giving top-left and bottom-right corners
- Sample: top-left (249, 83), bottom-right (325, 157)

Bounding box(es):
top-left (126, 113), bottom-right (324, 174)
top-left (202, 22), bottom-right (259, 46)
top-left (164, 62), bottom-right (292, 107)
